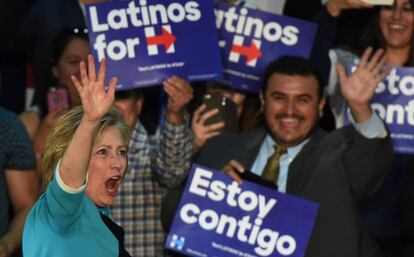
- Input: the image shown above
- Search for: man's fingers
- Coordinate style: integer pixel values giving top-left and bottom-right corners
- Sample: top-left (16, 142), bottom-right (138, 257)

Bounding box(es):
top-left (227, 170), bottom-right (243, 185)
top-left (221, 161), bottom-right (242, 185)
top-left (221, 162), bottom-right (244, 185)
top-left (229, 159), bottom-right (245, 173)
top-left (164, 77), bottom-right (181, 92)
top-left (163, 82), bottom-right (178, 99)
top-left (169, 76), bottom-right (192, 92)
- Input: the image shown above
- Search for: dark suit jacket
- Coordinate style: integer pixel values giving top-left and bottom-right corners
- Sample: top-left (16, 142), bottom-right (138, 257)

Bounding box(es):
top-left (194, 126), bottom-right (393, 257)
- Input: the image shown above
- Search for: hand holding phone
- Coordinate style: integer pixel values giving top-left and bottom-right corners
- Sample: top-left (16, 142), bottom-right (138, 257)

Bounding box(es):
top-left (47, 87), bottom-right (69, 113)
top-left (202, 92), bottom-right (238, 133)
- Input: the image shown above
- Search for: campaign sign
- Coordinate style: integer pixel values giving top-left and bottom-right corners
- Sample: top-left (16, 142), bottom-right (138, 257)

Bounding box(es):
top-left (85, 0), bottom-right (222, 90)
top-left (215, 2), bottom-right (317, 93)
top-left (166, 164), bottom-right (319, 257)
top-left (345, 66), bottom-right (414, 154)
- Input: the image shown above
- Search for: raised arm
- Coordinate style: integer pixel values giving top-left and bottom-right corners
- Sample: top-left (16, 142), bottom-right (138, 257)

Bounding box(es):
top-left (163, 75), bottom-right (193, 125)
top-left (336, 48), bottom-right (393, 199)
top-left (153, 76), bottom-right (193, 188)
top-left (60, 55), bottom-right (117, 188)
top-left (310, 0), bottom-right (374, 86)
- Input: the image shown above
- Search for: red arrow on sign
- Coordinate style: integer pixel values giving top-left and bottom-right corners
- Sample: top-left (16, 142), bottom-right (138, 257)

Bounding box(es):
top-left (146, 27), bottom-right (176, 52)
top-left (231, 41), bottom-right (262, 63)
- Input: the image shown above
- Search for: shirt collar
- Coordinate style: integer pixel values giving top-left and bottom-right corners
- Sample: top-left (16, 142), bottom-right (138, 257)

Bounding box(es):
top-left (98, 207), bottom-right (112, 219)
top-left (129, 120), bottom-right (147, 151)
top-left (264, 134), bottom-right (310, 159)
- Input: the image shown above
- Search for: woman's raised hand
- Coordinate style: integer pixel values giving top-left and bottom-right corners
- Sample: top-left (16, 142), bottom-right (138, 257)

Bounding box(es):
top-left (70, 55), bottom-right (117, 121)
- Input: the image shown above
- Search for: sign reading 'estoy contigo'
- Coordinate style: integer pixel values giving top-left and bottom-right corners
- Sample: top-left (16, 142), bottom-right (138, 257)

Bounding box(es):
top-left (85, 0), bottom-right (222, 90)
top-left (166, 164), bottom-right (319, 257)
top-left (345, 65), bottom-right (414, 154)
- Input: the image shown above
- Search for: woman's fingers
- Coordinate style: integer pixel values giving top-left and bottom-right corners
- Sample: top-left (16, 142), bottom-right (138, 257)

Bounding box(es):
top-left (358, 47), bottom-right (373, 69)
top-left (372, 53), bottom-right (387, 76)
top-left (71, 75), bottom-right (83, 93)
top-left (87, 55), bottom-right (96, 82)
top-left (80, 60), bottom-right (88, 86)
top-left (107, 76), bottom-right (118, 98)
top-left (378, 66), bottom-right (391, 82)
top-left (97, 58), bottom-right (106, 87)
top-left (366, 49), bottom-right (384, 72)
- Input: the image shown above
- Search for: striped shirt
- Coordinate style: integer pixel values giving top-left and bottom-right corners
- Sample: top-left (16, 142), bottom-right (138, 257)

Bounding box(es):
top-left (111, 117), bottom-right (192, 257)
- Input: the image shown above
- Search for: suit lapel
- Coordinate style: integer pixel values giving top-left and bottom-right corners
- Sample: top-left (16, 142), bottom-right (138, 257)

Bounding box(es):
top-left (286, 129), bottom-right (326, 194)
top-left (234, 129), bottom-right (267, 170)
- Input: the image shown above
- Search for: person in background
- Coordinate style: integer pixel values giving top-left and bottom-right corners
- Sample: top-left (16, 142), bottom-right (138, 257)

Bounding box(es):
top-left (23, 55), bottom-right (131, 257)
top-left (0, 106), bottom-right (39, 257)
top-left (312, 0), bottom-right (414, 255)
top-left (18, 0), bottom-right (107, 112)
top-left (19, 27), bottom-right (90, 179)
top-left (318, 0), bottom-right (414, 126)
top-left (111, 75), bottom-right (194, 257)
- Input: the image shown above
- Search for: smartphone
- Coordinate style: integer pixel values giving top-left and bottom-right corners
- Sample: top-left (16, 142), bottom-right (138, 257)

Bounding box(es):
top-left (47, 87), bottom-right (69, 113)
top-left (238, 170), bottom-right (278, 190)
top-left (202, 92), bottom-right (238, 133)
top-left (362, 0), bottom-right (394, 5)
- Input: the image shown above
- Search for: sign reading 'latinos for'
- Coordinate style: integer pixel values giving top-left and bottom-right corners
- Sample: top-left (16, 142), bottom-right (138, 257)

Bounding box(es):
top-left (85, 0), bottom-right (222, 90)
top-left (166, 164), bottom-right (319, 257)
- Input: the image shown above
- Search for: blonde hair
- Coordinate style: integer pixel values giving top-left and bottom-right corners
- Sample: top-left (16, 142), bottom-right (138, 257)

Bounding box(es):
top-left (41, 106), bottom-right (131, 190)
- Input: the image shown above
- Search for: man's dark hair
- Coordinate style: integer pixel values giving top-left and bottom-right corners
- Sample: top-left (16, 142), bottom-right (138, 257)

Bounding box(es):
top-left (115, 88), bottom-right (143, 100)
top-left (262, 56), bottom-right (324, 99)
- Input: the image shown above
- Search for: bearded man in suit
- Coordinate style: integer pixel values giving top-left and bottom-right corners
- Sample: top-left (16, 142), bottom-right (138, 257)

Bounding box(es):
top-left (193, 49), bottom-right (393, 257)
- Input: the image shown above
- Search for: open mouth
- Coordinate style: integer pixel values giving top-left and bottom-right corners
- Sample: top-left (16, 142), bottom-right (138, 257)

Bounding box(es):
top-left (278, 117), bottom-right (302, 129)
top-left (105, 176), bottom-right (121, 196)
